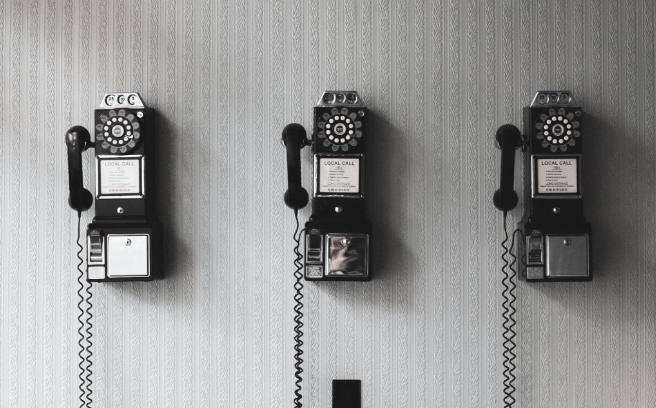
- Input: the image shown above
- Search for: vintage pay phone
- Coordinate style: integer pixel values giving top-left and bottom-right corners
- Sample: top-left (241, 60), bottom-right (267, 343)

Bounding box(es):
top-left (66, 92), bottom-right (161, 281)
top-left (494, 91), bottom-right (592, 281)
top-left (282, 91), bottom-right (370, 408)
top-left (283, 91), bottom-right (372, 281)
top-left (493, 91), bottom-right (592, 407)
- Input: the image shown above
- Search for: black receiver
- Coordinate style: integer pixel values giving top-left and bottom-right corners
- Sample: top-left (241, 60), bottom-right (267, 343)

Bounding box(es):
top-left (66, 93), bottom-right (161, 282)
top-left (282, 123), bottom-right (310, 210)
top-left (66, 125), bottom-right (94, 212)
top-left (493, 124), bottom-right (522, 212)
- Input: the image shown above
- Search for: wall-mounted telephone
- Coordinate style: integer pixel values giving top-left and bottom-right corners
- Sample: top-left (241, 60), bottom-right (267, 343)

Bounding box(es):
top-left (282, 91), bottom-right (370, 408)
top-left (493, 91), bottom-right (592, 408)
top-left (66, 92), bottom-right (161, 281)
top-left (66, 92), bottom-right (161, 407)
top-left (283, 91), bottom-right (372, 282)
top-left (494, 91), bottom-right (592, 282)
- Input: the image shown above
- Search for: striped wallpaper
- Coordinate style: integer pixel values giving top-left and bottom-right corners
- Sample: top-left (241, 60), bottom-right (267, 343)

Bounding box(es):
top-left (0, 0), bottom-right (654, 407)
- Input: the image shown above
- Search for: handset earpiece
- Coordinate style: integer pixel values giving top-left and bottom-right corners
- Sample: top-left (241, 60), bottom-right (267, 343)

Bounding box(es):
top-left (493, 124), bottom-right (522, 212)
top-left (65, 125), bottom-right (93, 212)
top-left (282, 123), bottom-right (309, 210)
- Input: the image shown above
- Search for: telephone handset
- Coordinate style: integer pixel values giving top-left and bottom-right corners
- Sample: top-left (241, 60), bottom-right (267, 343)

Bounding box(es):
top-left (283, 91), bottom-right (372, 281)
top-left (66, 92), bottom-right (161, 281)
top-left (66, 126), bottom-right (94, 211)
top-left (494, 91), bottom-right (592, 281)
top-left (493, 124), bottom-right (522, 212)
top-left (283, 123), bottom-right (310, 210)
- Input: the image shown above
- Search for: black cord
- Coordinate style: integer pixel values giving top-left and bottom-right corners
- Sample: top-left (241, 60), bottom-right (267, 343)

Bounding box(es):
top-left (509, 228), bottom-right (526, 282)
top-left (292, 209), bottom-right (305, 408)
top-left (76, 211), bottom-right (93, 408)
top-left (501, 211), bottom-right (517, 408)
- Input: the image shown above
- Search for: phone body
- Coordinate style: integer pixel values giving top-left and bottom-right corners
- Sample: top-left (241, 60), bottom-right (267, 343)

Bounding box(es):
top-left (305, 91), bottom-right (372, 281)
top-left (283, 91), bottom-right (372, 281)
top-left (66, 93), bottom-right (161, 281)
top-left (518, 91), bottom-right (592, 281)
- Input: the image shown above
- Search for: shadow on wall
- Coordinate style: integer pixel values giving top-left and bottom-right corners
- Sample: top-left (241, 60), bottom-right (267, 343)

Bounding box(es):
top-left (364, 108), bottom-right (410, 283)
top-left (150, 108), bottom-right (186, 281)
top-left (583, 111), bottom-right (620, 284)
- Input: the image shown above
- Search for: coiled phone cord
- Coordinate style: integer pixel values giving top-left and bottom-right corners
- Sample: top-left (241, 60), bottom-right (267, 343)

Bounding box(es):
top-left (500, 211), bottom-right (517, 408)
top-left (292, 209), bottom-right (305, 408)
top-left (76, 211), bottom-right (94, 408)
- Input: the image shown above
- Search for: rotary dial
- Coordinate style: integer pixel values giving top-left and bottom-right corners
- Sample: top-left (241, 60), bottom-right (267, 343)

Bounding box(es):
top-left (317, 107), bottom-right (363, 152)
top-left (95, 109), bottom-right (141, 154)
top-left (535, 108), bottom-right (580, 152)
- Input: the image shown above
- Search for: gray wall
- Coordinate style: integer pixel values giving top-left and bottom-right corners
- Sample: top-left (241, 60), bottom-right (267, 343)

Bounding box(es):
top-left (1, 0), bottom-right (654, 407)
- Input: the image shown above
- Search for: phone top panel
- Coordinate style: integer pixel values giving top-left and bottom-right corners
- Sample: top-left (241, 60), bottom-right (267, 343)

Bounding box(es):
top-left (316, 91), bottom-right (365, 108)
top-left (530, 91), bottom-right (577, 108)
top-left (98, 92), bottom-right (145, 109)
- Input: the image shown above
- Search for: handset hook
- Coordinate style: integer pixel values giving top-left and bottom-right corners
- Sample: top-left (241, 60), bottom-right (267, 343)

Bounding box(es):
top-left (65, 125), bottom-right (93, 211)
top-left (493, 124), bottom-right (522, 212)
top-left (282, 123), bottom-right (309, 210)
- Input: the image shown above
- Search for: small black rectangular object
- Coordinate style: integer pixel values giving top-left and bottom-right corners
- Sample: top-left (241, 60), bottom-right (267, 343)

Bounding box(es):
top-left (332, 379), bottom-right (361, 408)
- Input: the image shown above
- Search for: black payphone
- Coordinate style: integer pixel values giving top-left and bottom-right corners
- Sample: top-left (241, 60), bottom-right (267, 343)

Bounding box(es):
top-left (494, 91), bottom-right (592, 282)
top-left (283, 91), bottom-right (372, 282)
top-left (66, 92), bottom-right (161, 281)
top-left (66, 92), bottom-right (161, 407)
top-left (282, 91), bottom-right (370, 408)
top-left (493, 91), bottom-right (593, 407)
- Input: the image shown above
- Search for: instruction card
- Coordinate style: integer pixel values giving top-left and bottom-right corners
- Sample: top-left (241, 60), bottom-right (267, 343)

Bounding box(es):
top-left (99, 158), bottom-right (142, 195)
top-left (536, 157), bottom-right (578, 194)
top-left (318, 158), bottom-right (360, 194)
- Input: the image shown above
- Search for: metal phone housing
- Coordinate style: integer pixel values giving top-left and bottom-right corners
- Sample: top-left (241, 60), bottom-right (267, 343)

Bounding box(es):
top-left (305, 91), bottom-right (372, 281)
top-left (520, 91), bottom-right (592, 282)
top-left (86, 93), bottom-right (161, 282)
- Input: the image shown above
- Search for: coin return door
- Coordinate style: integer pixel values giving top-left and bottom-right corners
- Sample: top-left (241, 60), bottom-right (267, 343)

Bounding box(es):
top-left (88, 232), bottom-right (150, 280)
top-left (524, 233), bottom-right (589, 280)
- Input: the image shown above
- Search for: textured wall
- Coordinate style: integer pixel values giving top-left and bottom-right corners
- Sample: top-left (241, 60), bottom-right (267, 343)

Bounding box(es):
top-left (0, 0), bottom-right (654, 407)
